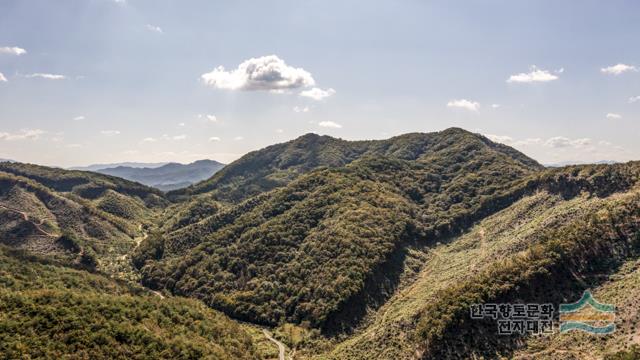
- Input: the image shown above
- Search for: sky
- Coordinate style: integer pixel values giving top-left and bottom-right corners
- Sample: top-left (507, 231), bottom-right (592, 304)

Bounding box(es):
top-left (0, 0), bottom-right (639, 167)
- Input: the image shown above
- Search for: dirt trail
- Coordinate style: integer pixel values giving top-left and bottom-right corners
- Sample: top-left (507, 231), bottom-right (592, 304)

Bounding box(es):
top-left (262, 329), bottom-right (286, 360)
top-left (0, 204), bottom-right (56, 237)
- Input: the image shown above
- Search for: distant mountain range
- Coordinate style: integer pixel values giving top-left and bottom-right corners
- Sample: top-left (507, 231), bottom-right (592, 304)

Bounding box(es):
top-left (544, 159), bottom-right (617, 167)
top-left (88, 159), bottom-right (225, 191)
top-left (70, 162), bottom-right (170, 171)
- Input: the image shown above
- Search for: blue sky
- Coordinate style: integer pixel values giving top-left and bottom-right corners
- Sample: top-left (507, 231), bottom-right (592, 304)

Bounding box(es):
top-left (0, 0), bottom-right (639, 167)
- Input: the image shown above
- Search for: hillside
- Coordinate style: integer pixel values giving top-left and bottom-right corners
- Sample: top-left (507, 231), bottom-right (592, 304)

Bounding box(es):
top-left (96, 160), bottom-right (226, 191)
top-left (3, 130), bottom-right (640, 359)
top-left (317, 162), bottom-right (640, 359)
top-left (0, 162), bottom-right (168, 279)
top-left (137, 128), bottom-right (544, 331)
top-left (0, 246), bottom-right (260, 359)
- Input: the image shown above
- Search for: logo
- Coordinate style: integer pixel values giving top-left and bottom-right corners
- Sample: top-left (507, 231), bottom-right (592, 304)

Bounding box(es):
top-left (559, 290), bottom-right (615, 334)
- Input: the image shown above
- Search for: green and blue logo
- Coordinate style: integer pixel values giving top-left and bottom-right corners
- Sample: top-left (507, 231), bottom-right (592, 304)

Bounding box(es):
top-left (559, 290), bottom-right (615, 334)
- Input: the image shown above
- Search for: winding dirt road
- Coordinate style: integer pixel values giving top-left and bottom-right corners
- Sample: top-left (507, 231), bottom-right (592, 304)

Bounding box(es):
top-left (262, 329), bottom-right (286, 360)
top-left (0, 204), bottom-right (56, 237)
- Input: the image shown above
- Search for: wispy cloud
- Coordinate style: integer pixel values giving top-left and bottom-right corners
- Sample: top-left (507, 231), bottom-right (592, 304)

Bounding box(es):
top-left (0, 46), bottom-right (26, 56)
top-left (26, 73), bottom-right (66, 80)
top-left (606, 113), bottom-right (622, 119)
top-left (234, 136), bottom-right (244, 141)
top-left (507, 66), bottom-right (559, 83)
top-left (318, 121), bottom-right (342, 128)
top-left (601, 63), bottom-right (637, 75)
top-left (293, 106), bottom-right (310, 113)
top-left (201, 55), bottom-right (315, 91)
top-left (100, 130), bottom-right (121, 136)
top-left (209, 136), bottom-right (221, 142)
top-left (146, 24), bottom-right (163, 34)
top-left (447, 99), bottom-right (480, 112)
top-left (629, 96), bottom-right (640, 103)
top-left (206, 115), bottom-right (218, 123)
top-left (0, 129), bottom-right (45, 141)
top-left (544, 136), bottom-right (591, 148)
top-left (0, 73), bottom-right (6, 82)
top-left (300, 87), bottom-right (335, 100)
top-left (73, 115), bottom-right (85, 121)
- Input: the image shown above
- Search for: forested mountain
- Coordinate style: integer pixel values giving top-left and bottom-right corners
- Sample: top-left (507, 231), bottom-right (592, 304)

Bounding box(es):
top-left (95, 159), bottom-right (226, 191)
top-left (168, 128), bottom-right (541, 202)
top-left (2, 129), bottom-right (640, 359)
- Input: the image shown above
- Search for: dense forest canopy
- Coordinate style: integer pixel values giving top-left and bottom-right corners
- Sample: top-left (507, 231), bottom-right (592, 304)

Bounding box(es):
top-left (2, 128), bottom-right (640, 359)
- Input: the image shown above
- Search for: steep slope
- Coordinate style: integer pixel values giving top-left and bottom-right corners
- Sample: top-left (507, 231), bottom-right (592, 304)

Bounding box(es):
top-left (0, 163), bottom-right (168, 278)
top-left (168, 128), bottom-right (541, 202)
top-left (136, 129), bottom-right (543, 331)
top-left (411, 162), bottom-right (640, 359)
top-left (96, 159), bottom-right (225, 191)
top-left (0, 246), bottom-right (260, 359)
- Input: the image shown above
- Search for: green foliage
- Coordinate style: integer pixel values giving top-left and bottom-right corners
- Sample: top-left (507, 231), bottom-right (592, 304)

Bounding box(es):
top-left (0, 246), bottom-right (260, 359)
top-left (169, 128), bottom-right (542, 203)
top-left (414, 185), bottom-right (640, 358)
top-left (0, 162), bottom-right (163, 200)
top-left (132, 232), bottom-right (165, 270)
top-left (141, 129), bottom-right (543, 330)
top-left (97, 189), bottom-right (148, 220)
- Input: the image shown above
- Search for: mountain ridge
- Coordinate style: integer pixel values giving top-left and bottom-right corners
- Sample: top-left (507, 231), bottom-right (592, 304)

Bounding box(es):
top-left (2, 128), bottom-right (640, 359)
top-left (95, 159), bottom-right (225, 191)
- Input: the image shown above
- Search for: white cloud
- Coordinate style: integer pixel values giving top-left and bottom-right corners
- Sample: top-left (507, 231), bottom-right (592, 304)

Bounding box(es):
top-left (300, 87), bottom-right (335, 100)
top-left (485, 134), bottom-right (513, 144)
top-left (544, 136), bottom-right (591, 148)
top-left (142, 137), bottom-right (157, 142)
top-left (447, 99), bottom-right (480, 112)
top-left (146, 24), bottom-right (163, 34)
top-left (234, 136), bottom-right (244, 141)
top-left (0, 46), bottom-right (26, 56)
top-left (0, 73), bottom-right (6, 82)
top-left (209, 136), bottom-right (221, 142)
top-left (491, 104), bottom-right (501, 109)
top-left (275, 129), bottom-right (284, 133)
top-left (0, 129), bottom-right (45, 141)
top-left (201, 55), bottom-right (315, 91)
top-left (507, 66), bottom-right (559, 83)
top-left (26, 73), bottom-right (66, 80)
top-left (606, 113), bottom-right (622, 119)
top-left (601, 63), bottom-right (637, 75)
top-left (178, 122), bottom-right (186, 127)
top-left (629, 96), bottom-right (640, 103)
top-left (318, 121), bottom-right (342, 128)
top-left (206, 115), bottom-right (218, 123)
top-left (65, 143), bottom-right (83, 148)
top-left (73, 115), bottom-right (85, 121)
top-left (100, 130), bottom-right (120, 136)
top-left (293, 106), bottom-right (310, 113)
top-left (172, 134), bottom-right (187, 140)
top-left (514, 138), bottom-right (542, 146)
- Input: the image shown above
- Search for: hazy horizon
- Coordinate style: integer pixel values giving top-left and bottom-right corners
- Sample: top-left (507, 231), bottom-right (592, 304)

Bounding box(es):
top-left (1, 0), bottom-right (639, 167)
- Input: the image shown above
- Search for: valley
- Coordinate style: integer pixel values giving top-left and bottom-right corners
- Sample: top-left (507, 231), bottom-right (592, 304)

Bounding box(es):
top-left (1, 128), bottom-right (639, 359)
